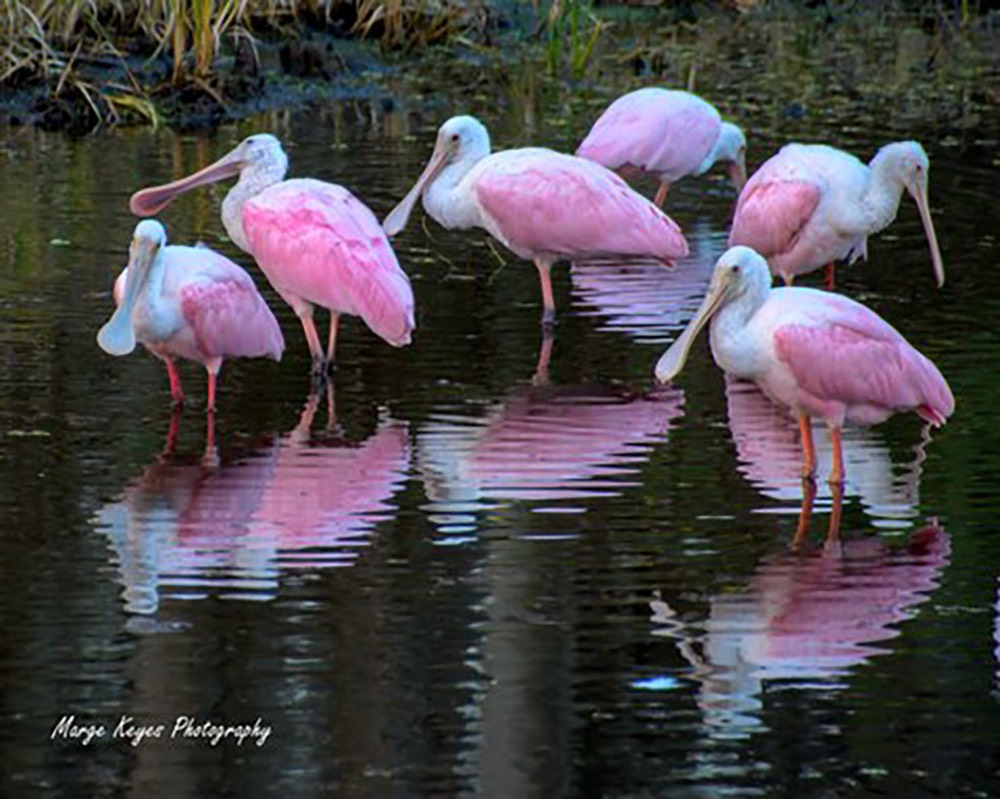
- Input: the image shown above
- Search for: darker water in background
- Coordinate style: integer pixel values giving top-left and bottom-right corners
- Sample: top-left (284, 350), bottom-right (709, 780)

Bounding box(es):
top-left (1, 32), bottom-right (999, 797)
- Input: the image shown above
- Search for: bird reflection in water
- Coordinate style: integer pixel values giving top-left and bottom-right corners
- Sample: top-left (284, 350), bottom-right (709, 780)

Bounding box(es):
top-left (570, 221), bottom-right (721, 344)
top-left (419, 334), bottom-right (684, 535)
top-left (726, 376), bottom-right (931, 529)
top-left (96, 386), bottom-right (410, 614)
top-left (650, 496), bottom-right (950, 739)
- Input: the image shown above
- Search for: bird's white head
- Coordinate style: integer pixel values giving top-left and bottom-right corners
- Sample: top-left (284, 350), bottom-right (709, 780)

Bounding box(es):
top-left (654, 246), bottom-right (769, 384)
top-left (872, 140), bottom-right (944, 287)
top-left (716, 122), bottom-right (748, 192)
top-left (130, 133), bottom-right (288, 217)
top-left (383, 115), bottom-right (491, 236)
top-left (97, 220), bottom-right (169, 357)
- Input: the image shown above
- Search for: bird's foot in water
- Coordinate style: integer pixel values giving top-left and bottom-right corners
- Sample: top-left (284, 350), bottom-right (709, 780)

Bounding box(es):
top-left (541, 309), bottom-right (557, 330)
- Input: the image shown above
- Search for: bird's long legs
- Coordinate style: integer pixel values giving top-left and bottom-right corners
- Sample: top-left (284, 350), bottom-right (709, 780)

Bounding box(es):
top-left (532, 331), bottom-right (554, 387)
top-left (297, 308), bottom-right (326, 377)
top-left (326, 311), bottom-right (340, 369)
top-left (653, 181), bottom-right (669, 208)
top-left (828, 425), bottom-right (845, 485)
top-left (798, 411), bottom-right (817, 479)
top-left (207, 371), bottom-right (218, 413)
top-left (536, 258), bottom-right (556, 328)
top-left (793, 476), bottom-right (817, 549)
top-left (165, 359), bottom-right (185, 406)
top-left (792, 476), bottom-right (844, 551)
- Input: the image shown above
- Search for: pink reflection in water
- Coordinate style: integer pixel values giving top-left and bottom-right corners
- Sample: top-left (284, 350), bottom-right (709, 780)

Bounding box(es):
top-left (725, 377), bottom-right (927, 528)
top-left (97, 391), bottom-right (410, 613)
top-left (570, 221), bottom-right (720, 343)
top-left (656, 512), bottom-right (950, 739)
top-left (420, 382), bottom-right (684, 531)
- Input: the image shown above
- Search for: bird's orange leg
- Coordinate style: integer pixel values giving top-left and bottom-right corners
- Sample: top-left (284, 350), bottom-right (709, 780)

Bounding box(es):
top-left (823, 262), bottom-right (836, 290)
top-left (793, 474), bottom-right (817, 550)
top-left (166, 359), bottom-right (185, 406)
top-left (164, 408), bottom-right (182, 456)
top-left (798, 411), bottom-right (817, 480)
top-left (782, 273), bottom-right (795, 287)
top-left (653, 181), bottom-right (669, 208)
top-left (536, 259), bottom-right (557, 328)
top-left (828, 425), bottom-right (845, 485)
top-left (206, 371), bottom-right (217, 413)
top-left (326, 311), bottom-right (341, 371)
top-left (205, 407), bottom-right (216, 452)
top-left (297, 309), bottom-right (325, 376)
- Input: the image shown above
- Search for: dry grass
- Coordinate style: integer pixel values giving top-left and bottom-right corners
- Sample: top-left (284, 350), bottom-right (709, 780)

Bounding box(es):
top-left (0, 0), bottom-right (481, 126)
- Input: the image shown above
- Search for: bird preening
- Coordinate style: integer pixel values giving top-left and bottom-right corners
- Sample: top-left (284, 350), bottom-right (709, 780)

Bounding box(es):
top-left (101, 92), bottom-right (953, 496)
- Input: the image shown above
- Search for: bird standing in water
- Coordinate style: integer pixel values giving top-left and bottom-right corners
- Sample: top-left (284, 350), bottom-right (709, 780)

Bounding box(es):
top-left (383, 115), bottom-right (689, 328)
top-left (655, 246), bottom-right (953, 484)
top-left (98, 220), bottom-right (284, 411)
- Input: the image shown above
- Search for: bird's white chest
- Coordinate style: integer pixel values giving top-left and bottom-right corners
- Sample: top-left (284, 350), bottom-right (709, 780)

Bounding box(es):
top-left (133, 291), bottom-right (184, 344)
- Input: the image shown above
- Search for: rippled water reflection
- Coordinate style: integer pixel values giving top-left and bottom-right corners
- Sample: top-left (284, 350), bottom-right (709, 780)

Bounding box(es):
top-left (1, 52), bottom-right (999, 796)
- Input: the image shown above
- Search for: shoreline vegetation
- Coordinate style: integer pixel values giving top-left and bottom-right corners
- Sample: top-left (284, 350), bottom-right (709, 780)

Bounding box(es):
top-left (0, 1), bottom-right (996, 132)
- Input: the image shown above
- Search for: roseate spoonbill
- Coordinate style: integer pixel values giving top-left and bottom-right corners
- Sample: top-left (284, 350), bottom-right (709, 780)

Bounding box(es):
top-left (382, 115), bottom-right (688, 327)
top-left (129, 134), bottom-right (415, 376)
top-left (97, 220), bottom-right (284, 412)
top-left (729, 141), bottom-right (944, 288)
top-left (655, 246), bottom-right (954, 485)
top-left (576, 88), bottom-right (747, 207)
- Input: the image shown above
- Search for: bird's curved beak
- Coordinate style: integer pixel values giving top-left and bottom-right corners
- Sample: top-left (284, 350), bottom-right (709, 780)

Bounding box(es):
top-left (654, 271), bottom-right (730, 384)
top-left (907, 179), bottom-right (945, 288)
top-left (383, 138), bottom-right (454, 236)
top-left (728, 154), bottom-right (747, 194)
top-left (97, 237), bottom-right (158, 356)
top-left (130, 148), bottom-right (245, 217)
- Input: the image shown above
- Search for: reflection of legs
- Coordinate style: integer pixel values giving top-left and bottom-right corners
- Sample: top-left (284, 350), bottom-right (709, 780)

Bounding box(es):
top-left (798, 411), bottom-right (816, 479)
top-left (532, 331), bottom-right (554, 387)
top-left (326, 312), bottom-right (340, 370)
top-left (828, 425), bottom-right (845, 485)
top-left (324, 379), bottom-right (337, 432)
top-left (826, 480), bottom-right (844, 550)
top-left (793, 475), bottom-right (817, 550)
top-left (653, 181), bottom-right (669, 208)
top-left (535, 258), bottom-right (556, 328)
top-left (166, 359), bottom-right (184, 406)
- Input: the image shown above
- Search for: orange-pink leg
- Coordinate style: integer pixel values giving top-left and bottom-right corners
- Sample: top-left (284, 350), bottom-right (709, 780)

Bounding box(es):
top-left (206, 370), bottom-right (218, 412)
top-left (164, 408), bottom-right (182, 456)
top-left (782, 273), bottom-right (795, 287)
top-left (828, 425), bottom-right (845, 485)
top-left (653, 181), bottom-right (669, 208)
top-left (535, 258), bottom-right (556, 328)
top-left (326, 312), bottom-right (340, 369)
top-left (823, 262), bottom-right (836, 291)
top-left (298, 308), bottom-right (325, 375)
top-left (166, 359), bottom-right (185, 406)
top-left (205, 407), bottom-right (216, 452)
top-left (798, 411), bottom-right (817, 480)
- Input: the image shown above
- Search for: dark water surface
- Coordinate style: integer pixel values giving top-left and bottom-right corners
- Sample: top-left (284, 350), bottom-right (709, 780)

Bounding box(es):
top-left (1, 61), bottom-right (999, 796)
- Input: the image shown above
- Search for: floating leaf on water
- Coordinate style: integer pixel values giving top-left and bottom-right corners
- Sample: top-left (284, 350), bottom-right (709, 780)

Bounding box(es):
top-left (49, 239), bottom-right (71, 247)
top-left (6, 429), bottom-right (51, 438)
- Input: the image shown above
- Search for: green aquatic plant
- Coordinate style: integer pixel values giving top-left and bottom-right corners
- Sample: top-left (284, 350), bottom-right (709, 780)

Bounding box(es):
top-left (543, 0), bottom-right (608, 80)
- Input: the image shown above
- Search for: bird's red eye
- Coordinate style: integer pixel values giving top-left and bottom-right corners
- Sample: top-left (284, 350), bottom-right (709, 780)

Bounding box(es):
top-left (451, 133), bottom-right (459, 142)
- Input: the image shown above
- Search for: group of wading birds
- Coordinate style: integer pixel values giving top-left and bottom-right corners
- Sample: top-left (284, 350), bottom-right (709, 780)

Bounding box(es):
top-left (99, 87), bottom-right (954, 490)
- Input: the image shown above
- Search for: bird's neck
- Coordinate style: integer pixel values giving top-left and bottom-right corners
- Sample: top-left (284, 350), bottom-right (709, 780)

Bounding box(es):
top-left (709, 284), bottom-right (769, 378)
top-left (423, 156), bottom-right (485, 230)
top-left (222, 161), bottom-right (286, 252)
top-left (862, 154), bottom-right (906, 234)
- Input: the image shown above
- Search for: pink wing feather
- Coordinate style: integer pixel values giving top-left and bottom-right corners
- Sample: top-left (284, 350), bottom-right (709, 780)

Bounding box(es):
top-left (577, 91), bottom-right (720, 180)
top-left (773, 297), bottom-right (954, 425)
top-left (475, 151), bottom-right (688, 263)
top-left (244, 179), bottom-right (415, 347)
top-left (729, 176), bottom-right (821, 258)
